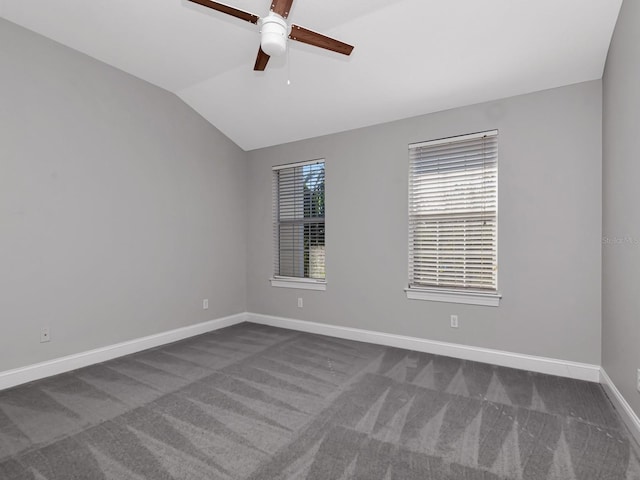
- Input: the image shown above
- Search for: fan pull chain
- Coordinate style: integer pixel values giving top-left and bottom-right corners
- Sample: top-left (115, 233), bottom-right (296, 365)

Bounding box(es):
top-left (287, 45), bottom-right (291, 85)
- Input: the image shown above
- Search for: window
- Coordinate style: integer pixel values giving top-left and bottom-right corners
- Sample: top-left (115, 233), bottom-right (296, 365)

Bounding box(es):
top-left (406, 130), bottom-right (500, 306)
top-left (271, 159), bottom-right (326, 290)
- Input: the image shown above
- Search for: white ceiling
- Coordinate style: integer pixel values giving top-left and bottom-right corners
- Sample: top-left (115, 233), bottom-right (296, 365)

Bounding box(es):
top-left (1, 0), bottom-right (622, 151)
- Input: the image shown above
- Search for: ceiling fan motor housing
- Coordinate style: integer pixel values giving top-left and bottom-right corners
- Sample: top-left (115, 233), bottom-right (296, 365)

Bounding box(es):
top-left (260, 13), bottom-right (288, 57)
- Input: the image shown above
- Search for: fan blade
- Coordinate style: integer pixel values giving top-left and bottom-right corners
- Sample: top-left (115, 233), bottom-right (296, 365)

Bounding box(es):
top-left (270, 0), bottom-right (294, 19)
top-left (254, 47), bottom-right (271, 71)
top-left (187, 0), bottom-right (259, 24)
top-left (289, 25), bottom-right (354, 56)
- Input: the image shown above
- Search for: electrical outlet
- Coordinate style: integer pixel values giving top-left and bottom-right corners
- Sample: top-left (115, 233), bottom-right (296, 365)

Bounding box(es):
top-left (450, 315), bottom-right (459, 328)
top-left (637, 369), bottom-right (640, 392)
top-left (297, 297), bottom-right (303, 308)
top-left (40, 327), bottom-right (50, 343)
top-left (203, 299), bottom-right (209, 310)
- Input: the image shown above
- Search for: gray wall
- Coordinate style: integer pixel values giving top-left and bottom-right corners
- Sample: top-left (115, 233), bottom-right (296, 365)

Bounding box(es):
top-left (248, 81), bottom-right (603, 365)
top-left (0, 15), bottom-right (607, 376)
top-left (0, 19), bottom-right (247, 371)
top-left (602, 0), bottom-right (640, 416)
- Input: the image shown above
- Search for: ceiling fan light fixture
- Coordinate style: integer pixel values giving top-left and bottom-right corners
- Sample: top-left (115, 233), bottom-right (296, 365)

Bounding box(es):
top-left (260, 13), bottom-right (288, 57)
top-left (186, 0), bottom-right (354, 71)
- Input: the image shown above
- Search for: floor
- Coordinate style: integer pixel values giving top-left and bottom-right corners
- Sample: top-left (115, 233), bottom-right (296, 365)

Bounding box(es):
top-left (0, 322), bottom-right (638, 479)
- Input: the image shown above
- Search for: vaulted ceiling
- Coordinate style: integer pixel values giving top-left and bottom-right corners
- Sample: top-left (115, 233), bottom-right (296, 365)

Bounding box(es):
top-left (0, 0), bottom-right (622, 150)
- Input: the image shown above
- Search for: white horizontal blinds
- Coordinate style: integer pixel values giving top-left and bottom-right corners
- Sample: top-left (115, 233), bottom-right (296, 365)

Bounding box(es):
top-left (409, 131), bottom-right (498, 291)
top-left (273, 160), bottom-right (325, 279)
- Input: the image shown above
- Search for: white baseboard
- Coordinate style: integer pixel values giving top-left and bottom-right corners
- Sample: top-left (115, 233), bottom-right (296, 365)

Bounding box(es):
top-left (600, 368), bottom-right (640, 446)
top-left (0, 311), bottom-right (604, 392)
top-left (247, 313), bottom-right (601, 382)
top-left (0, 312), bottom-right (247, 392)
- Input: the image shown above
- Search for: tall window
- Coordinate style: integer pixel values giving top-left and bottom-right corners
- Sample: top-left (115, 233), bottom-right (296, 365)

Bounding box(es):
top-left (272, 160), bottom-right (325, 287)
top-left (408, 131), bottom-right (498, 304)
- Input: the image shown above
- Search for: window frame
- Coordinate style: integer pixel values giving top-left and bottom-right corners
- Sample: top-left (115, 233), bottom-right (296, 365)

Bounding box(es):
top-left (405, 130), bottom-right (501, 306)
top-left (270, 159), bottom-right (327, 291)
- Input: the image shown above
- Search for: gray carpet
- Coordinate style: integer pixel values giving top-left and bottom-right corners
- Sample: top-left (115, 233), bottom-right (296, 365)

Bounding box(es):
top-left (0, 323), bottom-right (638, 479)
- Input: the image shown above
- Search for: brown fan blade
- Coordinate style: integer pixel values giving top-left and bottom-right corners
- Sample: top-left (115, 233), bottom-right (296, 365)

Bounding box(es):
top-left (187, 0), bottom-right (259, 24)
top-left (270, 0), bottom-right (294, 19)
top-left (254, 47), bottom-right (271, 71)
top-left (289, 25), bottom-right (354, 56)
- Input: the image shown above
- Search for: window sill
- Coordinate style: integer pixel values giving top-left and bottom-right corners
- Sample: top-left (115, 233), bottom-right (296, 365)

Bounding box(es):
top-left (270, 278), bottom-right (327, 291)
top-left (405, 287), bottom-right (501, 307)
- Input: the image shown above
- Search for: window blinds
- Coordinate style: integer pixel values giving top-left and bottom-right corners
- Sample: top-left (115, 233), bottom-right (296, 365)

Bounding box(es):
top-left (408, 131), bottom-right (498, 291)
top-left (273, 160), bottom-right (325, 280)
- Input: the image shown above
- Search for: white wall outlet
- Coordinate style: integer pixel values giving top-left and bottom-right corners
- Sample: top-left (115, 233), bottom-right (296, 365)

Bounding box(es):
top-left (40, 327), bottom-right (50, 343)
top-left (637, 369), bottom-right (640, 392)
top-left (297, 297), bottom-right (303, 308)
top-left (450, 315), bottom-right (459, 328)
top-left (202, 299), bottom-right (209, 310)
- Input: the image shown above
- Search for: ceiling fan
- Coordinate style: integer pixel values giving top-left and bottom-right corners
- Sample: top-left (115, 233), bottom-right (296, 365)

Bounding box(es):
top-left (187, 0), bottom-right (354, 71)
